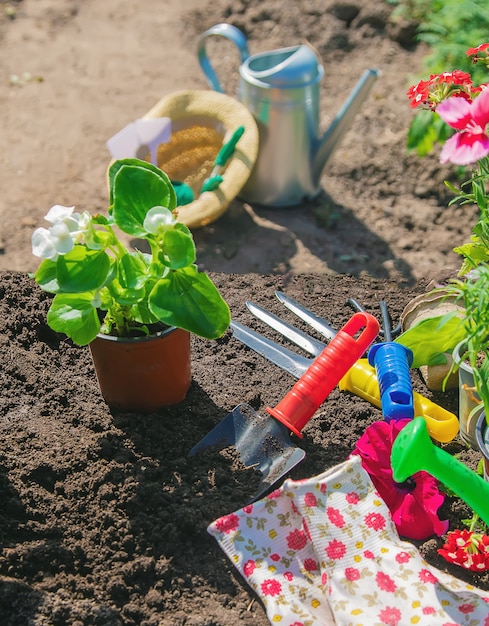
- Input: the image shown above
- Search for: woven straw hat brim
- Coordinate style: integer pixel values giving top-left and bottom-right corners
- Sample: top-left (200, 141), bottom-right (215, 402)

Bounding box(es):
top-left (143, 90), bottom-right (259, 229)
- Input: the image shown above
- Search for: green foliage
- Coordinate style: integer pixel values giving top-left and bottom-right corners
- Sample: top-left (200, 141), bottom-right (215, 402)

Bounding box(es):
top-left (395, 311), bottom-right (466, 368)
top-left (33, 159), bottom-right (230, 345)
top-left (389, 0), bottom-right (489, 83)
top-left (406, 110), bottom-right (453, 157)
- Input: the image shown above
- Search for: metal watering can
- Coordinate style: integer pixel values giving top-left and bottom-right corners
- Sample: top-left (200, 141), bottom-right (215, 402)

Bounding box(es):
top-left (198, 23), bottom-right (380, 207)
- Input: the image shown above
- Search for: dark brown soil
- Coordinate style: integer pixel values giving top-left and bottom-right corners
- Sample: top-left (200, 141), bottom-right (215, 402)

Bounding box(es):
top-left (0, 269), bottom-right (487, 625)
top-left (2, 0), bottom-right (489, 624)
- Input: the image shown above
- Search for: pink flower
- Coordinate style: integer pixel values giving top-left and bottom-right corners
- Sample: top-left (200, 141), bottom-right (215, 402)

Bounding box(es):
top-left (303, 492), bottom-right (317, 507)
top-left (458, 604), bottom-right (475, 614)
top-left (215, 513), bottom-right (240, 534)
top-left (321, 572), bottom-right (328, 586)
top-left (436, 89), bottom-right (489, 165)
top-left (286, 528), bottom-right (308, 551)
top-left (395, 551), bottom-right (411, 564)
top-left (284, 571), bottom-right (294, 581)
top-left (364, 512), bottom-right (386, 531)
top-left (303, 558), bottom-right (319, 572)
top-left (327, 506), bottom-right (345, 528)
top-left (345, 567), bottom-right (361, 581)
top-left (267, 489), bottom-right (281, 499)
top-left (261, 578), bottom-right (282, 596)
top-left (378, 606), bottom-right (402, 625)
top-left (243, 560), bottom-right (256, 577)
top-left (346, 491), bottom-right (360, 504)
top-left (422, 607), bottom-right (436, 615)
top-left (242, 504), bottom-right (253, 514)
top-left (376, 571), bottom-right (396, 592)
top-left (351, 419), bottom-right (448, 540)
top-left (364, 550), bottom-right (375, 559)
top-left (325, 538), bottom-right (346, 560)
top-left (419, 568), bottom-right (438, 584)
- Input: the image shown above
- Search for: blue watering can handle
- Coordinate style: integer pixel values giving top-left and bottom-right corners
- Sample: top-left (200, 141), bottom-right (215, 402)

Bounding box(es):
top-left (197, 23), bottom-right (250, 93)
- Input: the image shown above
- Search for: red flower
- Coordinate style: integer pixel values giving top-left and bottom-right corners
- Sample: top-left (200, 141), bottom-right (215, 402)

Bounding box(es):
top-left (243, 559), bottom-right (256, 577)
top-left (419, 568), bottom-right (438, 584)
top-left (351, 419), bottom-right (449, 540)
top-left (364, 512), bottom-right (386, 531)
top-left (376, 571), bottom-right (396, 592)
top-left (260, 578), bottom-right (282, 596)
top-left (284, 571), bottom-right (294, 581)
top-left (345, 567), bottom-right (361, 581)
top-left (364, 550), bottom-right (375, 559)
top-left (270, 553), bottom-right (281, 562)
top-left (303, 492), bottom-right (317, 507)
top-left (303, 558), bottom-right (319, 572)
top-left (407, 71), bottom-right (474, 109)
top-left (286, 528), bottom-right (308, 551)
top-left (346, 491), bottom-right (360, 504)
top-left (378, 606), bottom-right (402, 625)
top-left (438, 529), bottom-right (489, 572)
top-left (327, 506), bottom-right (345, 528)
top-left (395, 551), bottom-right (411, 564)
top-left (467, 43), bottom-right (489, 56)
top-left (325, 538), bottom-right (347, 560)
top-left (215, 513), bottom-right (240, 534)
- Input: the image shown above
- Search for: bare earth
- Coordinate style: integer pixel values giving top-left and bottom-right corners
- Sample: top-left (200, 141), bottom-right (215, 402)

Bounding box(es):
top-left (0, 0), bottom-right (475, 282)
top-left (1, 1), bottom-right (488, 626)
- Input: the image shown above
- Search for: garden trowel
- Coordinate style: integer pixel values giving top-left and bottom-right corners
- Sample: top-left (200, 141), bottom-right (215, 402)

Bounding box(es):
top-left (189, 311), bottom-right (379, 500)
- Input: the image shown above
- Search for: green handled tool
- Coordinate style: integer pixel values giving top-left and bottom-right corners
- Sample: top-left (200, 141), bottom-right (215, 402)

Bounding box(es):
top-left (200, 126), bottom-right (245, 193)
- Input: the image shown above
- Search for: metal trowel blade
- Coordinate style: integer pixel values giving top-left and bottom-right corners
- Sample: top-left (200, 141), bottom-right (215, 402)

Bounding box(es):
top-left (189, 403), bottom-right (305, 501)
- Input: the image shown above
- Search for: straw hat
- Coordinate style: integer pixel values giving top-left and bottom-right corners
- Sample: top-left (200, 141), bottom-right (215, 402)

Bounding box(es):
top-left (142, 90), bottom-right (259, 229)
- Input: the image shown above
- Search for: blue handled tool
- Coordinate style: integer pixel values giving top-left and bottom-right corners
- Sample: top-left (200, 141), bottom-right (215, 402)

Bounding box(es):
top-left (368, 301), bottom-right (414, 422)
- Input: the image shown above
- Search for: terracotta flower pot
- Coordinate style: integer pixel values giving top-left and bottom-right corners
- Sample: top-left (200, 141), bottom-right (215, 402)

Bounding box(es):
top-left (89, 326), bottom-right (191, 412)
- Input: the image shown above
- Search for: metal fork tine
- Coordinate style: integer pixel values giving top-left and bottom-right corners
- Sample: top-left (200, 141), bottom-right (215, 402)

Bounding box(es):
top-left (245, 301), bottom-right (326, 357)
top-left (274, 291), bottom-right (337, 340)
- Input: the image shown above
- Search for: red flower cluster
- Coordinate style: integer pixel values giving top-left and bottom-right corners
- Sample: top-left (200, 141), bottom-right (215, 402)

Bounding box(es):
top-left (407, 70), bottom-right (480, 109)
top-left (438, 529), bottom-right (489, 571)
top-left (467, 43), bottom-right (489, 68)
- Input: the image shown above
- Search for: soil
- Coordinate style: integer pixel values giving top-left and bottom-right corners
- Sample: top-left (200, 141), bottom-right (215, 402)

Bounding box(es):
top-left (1, 1), bottom-right (488, 625)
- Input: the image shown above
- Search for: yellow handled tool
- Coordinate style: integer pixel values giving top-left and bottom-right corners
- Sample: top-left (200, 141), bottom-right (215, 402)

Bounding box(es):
top-left (339, 359), bottom-right (459, 443)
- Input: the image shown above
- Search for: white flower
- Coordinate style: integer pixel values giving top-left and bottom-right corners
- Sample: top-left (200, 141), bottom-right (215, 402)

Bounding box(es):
top-left (44, 205), bottom-right (80, 232)
top-left (143, 206), bottom-right (176, 235)
top-left (32, 205), bottom-right (80, 260)
top-left (32, 222), bottom-right (75, 261)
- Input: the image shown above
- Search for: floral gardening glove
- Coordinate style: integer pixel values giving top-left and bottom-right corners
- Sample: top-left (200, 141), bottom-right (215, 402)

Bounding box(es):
top-left (209, 456), bottom-right (489, 626)
top-left (208, 483), bottom-right (336, 625)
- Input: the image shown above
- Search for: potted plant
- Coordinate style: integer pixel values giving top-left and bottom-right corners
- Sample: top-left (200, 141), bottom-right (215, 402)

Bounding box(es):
top-left (31, 158), bottom-right (231, 412)
top-left (394, 43), bottom-right (489, 446)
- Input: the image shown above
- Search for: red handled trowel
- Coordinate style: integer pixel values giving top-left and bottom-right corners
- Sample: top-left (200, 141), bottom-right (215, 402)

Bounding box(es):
top-left (189, 311), bottom-right (379, 500)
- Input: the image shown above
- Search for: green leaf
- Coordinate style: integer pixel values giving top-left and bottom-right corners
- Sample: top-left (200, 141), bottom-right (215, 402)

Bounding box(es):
top-left (148, 265), bottom-right (230, 339)
top-left (111, 162), bottom-right (177, 237)
top-left (47, 293), bottom-right (101, 346)
top-left (56, 246), bottom-right (112, 293)
top-left (117, 252), bottom-right (148, 290)
top-left (35, 258), bottom-right (60, 293)
top-left (395, 313), bottom-right (466, 368)
top-left (108, 158), bottom-right (175, 206)
top-left (161, 227), bottom-right (196, 269)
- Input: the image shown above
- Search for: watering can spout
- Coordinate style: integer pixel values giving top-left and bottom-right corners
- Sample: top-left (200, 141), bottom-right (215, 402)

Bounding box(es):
top-left (312, 68), bottom-right (381, 186)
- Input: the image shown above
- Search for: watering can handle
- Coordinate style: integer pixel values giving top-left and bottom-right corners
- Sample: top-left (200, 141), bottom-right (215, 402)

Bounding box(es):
top-left (197, 23), bottom-right (250, 93)
top-left (266, 312), bottom-right (380, 437)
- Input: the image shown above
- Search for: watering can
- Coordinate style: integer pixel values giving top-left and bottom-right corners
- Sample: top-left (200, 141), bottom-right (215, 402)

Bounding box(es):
top-left (198, 23), bottom-right (380, 207)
